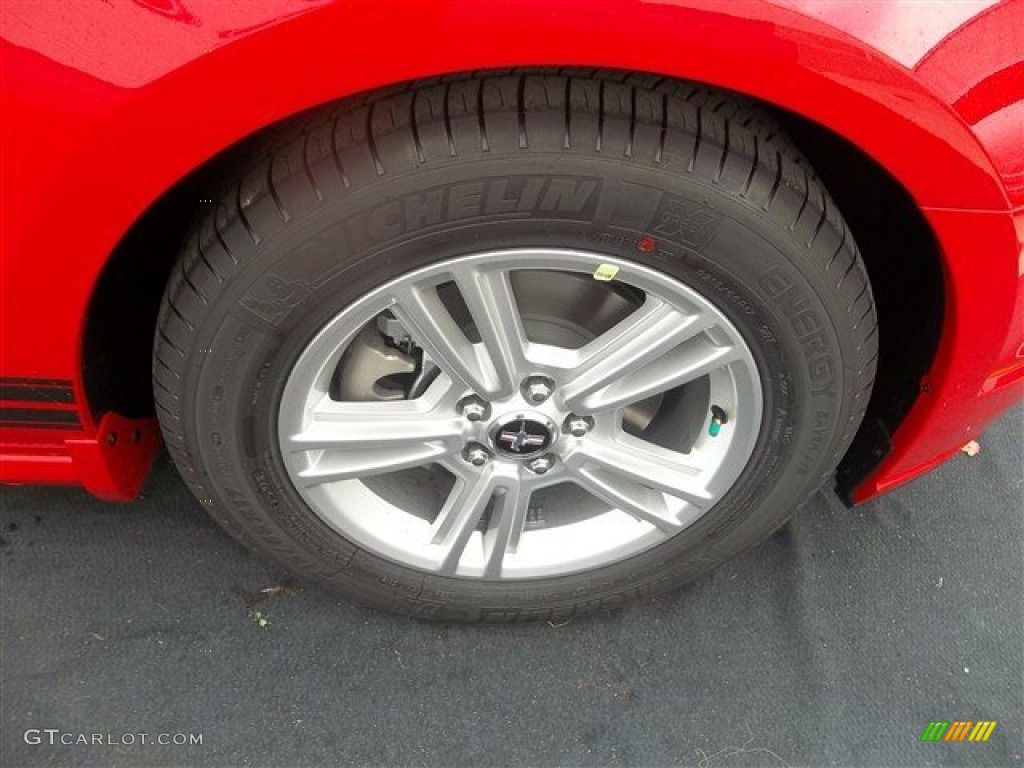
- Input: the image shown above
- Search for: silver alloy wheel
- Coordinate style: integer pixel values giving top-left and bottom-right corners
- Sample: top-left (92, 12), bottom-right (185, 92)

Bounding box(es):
top-left (278, 249), bottom-right (762, 580)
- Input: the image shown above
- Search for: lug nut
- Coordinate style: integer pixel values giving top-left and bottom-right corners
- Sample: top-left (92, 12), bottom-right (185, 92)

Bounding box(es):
top-left (522, 375), bottom-right (555, 404)
top-left (457, 395), bottom-right (490, 422)
top-left (525, 454), bottom-right (556, 475)
top-left (564, 414), bottom-right (593, 437)
top-left (462, 443), bottom-right (491, 467)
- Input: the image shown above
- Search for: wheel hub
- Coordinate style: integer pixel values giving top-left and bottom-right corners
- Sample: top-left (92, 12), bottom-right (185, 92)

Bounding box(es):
top-left (489, 411), bottom-right (557, 459)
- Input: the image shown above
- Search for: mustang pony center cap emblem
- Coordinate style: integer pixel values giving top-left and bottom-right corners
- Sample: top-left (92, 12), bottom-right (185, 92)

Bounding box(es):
top-left (491, 415), bottom-right (555, 458)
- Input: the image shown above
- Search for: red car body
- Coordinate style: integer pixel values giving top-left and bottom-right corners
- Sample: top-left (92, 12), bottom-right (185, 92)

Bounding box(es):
top-left (1, 0), bottom-right (1022, 502)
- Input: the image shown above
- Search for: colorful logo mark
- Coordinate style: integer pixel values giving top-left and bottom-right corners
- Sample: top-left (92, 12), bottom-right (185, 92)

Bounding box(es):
top-left (920, 721), bottom-right (997, 742)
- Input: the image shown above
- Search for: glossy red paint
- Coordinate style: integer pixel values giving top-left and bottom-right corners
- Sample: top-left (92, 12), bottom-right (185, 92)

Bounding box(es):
top-left (1, 0), bottom-right (1022, 500)
top-left (852, 206), bottom-right (1024, 501)
top-left (1, 415), bottom-right (160, 501)
top-left (913, 0), bottom-right (1024, 206)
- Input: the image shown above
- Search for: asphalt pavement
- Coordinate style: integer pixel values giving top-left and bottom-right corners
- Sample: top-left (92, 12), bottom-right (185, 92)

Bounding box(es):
top-left (2, 407), bottom-right (1022, 768)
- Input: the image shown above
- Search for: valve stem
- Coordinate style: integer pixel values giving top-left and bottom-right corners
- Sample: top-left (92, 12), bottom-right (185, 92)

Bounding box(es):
top-left (709, 405), bottom-right (729, 437)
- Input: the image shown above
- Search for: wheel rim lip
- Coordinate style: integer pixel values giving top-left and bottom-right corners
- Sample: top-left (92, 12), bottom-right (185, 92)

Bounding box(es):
top-left (277, 248), bottom-right (763, 580)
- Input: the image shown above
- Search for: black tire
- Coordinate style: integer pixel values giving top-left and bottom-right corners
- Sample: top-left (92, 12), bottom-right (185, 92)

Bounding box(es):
top-left (154, 70), bottom-right (877, 622)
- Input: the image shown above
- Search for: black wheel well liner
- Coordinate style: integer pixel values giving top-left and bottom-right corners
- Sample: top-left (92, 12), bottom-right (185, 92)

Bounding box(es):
top-left (776, 111), bottom-right (943, 501)
top-left (81, 70), bottom-right (944, 502)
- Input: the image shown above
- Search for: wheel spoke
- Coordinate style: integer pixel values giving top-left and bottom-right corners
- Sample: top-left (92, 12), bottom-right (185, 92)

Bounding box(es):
top-left (454, 268), bottom-right (529, 395)
top-left (565, 435), bottom-right (713, 509)
top-left (429, 465), bottom-right (524, 576)
top-left (481, 482), bottom-right (531, 578)
top-left (560, 299), bottom-right (721, 413)
top-left (284, 396), bottom-right (464, 484)
top-left (390, 280), bottom-right (519, 399)
top-left (571, 466), bottom-right (683, 534)
top-left (580, 336), bottom-right (738, 413)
